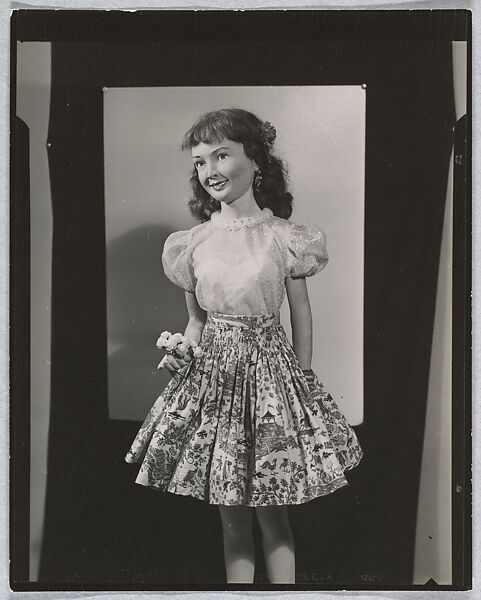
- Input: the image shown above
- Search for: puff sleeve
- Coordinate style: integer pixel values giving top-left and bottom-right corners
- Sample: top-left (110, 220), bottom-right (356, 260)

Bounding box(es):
top-left (162, 229), bottom-right (196, 292)
top-left (286, 223), bottom-right (329, 279)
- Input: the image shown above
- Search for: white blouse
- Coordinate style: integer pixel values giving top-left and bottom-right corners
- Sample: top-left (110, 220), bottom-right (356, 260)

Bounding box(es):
top-left (162, 207), bottom-right (328, 316)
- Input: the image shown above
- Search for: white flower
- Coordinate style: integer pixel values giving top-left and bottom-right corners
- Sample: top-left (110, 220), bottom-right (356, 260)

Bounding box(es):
top-left (193, 346), bottom-right (203, 358)
top-left (171, 332), bottom-right (183, 342)
top-left (160, 331), bottom-right (172, 339)
top-left (177, 343), bottom-right (189, 356)
top-left (156, 336), bottom-right (168, 349)
top-left (190, 340), bottom-right (198, 348)
top-left (165, 338), bottom-right (177, 351)
top-left (179, 335), bottom-right (189, 345)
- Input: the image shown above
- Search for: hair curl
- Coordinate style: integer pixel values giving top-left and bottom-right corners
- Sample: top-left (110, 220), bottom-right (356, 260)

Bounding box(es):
top-left (181, 108), bottom-right (293, 222)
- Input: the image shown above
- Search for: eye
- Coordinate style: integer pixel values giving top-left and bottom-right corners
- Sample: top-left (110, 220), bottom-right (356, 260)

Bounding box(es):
top-left (193, 161), bottom-right (204, 169)
top-left (217, 152), bottom-right (228, 160)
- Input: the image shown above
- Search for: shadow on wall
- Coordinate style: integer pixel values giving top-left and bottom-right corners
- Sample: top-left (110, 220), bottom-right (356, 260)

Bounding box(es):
top-left (106, 223), bottom-right (195, 421)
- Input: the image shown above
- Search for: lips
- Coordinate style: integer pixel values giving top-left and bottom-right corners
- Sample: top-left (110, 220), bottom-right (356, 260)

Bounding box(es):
top-left (209, 179), bottom-right (228, 191)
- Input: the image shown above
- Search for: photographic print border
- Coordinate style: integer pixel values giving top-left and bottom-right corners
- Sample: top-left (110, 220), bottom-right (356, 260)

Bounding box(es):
top-left (9, 7), bottom-right (472, 593)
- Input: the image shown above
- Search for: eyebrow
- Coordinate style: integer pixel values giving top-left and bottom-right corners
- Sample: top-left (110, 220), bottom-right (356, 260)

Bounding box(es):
top-left (192, 146), bottom-right (230, 159)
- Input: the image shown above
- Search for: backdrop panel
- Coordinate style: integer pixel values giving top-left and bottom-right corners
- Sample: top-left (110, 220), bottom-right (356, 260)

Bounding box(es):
top-left (104, 85), bottom-right (365, 425)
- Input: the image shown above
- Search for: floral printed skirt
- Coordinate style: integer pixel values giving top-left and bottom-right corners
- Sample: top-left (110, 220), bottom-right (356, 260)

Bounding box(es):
top-left (125, 312), bottom-right (363, 506)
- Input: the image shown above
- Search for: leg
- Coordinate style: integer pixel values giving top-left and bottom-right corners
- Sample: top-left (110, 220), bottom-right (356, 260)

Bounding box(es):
top-left (218, 505), bottom-right (255, 583)
top-left (255, 505), bottom-right (295, 584)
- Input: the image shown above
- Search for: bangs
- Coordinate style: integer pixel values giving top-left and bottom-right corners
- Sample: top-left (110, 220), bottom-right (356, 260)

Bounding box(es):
top-left (182, 110), bottom-right (249, 151)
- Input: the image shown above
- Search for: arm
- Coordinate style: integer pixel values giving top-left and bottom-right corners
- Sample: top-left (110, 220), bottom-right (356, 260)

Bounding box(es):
top-left (159, 291), bottom-right (207, 375)
top-left (183, 290), bottom-right (207, 343)
top-left (285, 277), bottom-right (312, 371)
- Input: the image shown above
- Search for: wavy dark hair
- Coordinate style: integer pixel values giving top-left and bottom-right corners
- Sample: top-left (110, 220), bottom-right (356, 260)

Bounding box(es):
top-left (181, 108), bottom-right (293, 222)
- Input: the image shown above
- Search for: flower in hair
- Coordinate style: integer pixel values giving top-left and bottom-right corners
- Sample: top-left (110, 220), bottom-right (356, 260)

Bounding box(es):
top-left (259, 120), bottom-right (277, 148)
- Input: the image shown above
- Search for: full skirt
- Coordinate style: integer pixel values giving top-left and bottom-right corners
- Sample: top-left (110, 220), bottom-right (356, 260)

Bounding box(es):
top-left (125, 312), bottom-right (363, 506)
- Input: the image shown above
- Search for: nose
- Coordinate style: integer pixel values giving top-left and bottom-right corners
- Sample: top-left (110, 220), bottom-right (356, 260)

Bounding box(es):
top-left (205, 161), bottom-right (219, 181)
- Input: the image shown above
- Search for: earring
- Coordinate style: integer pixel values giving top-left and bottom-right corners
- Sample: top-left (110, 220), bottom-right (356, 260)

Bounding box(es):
top-left (254, 171), bottom-right (263, 191)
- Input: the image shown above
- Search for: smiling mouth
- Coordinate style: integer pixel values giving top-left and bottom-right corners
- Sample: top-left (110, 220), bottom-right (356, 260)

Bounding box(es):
top-left (209, 180), bottom-right (228, 191)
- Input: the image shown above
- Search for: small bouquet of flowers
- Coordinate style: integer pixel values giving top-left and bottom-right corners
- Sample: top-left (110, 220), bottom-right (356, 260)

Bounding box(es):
top-left (156, 330), bottom-right (203, 370)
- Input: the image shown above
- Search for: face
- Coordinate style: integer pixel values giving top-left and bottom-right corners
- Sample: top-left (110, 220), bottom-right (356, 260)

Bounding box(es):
top-left (191, 138), bottom-right (257, 205)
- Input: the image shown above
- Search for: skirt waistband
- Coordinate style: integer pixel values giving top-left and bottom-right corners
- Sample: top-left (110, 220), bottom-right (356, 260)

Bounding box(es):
top-left (207, 312), bottom-right (280, 330)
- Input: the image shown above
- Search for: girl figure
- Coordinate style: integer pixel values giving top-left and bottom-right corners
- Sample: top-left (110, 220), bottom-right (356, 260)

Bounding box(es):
top-left (125, 108), bottom-right (363, 584)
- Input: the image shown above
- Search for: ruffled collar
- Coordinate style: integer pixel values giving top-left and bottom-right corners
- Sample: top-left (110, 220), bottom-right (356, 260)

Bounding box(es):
top-left (210, 207), bottom-right (273, 231)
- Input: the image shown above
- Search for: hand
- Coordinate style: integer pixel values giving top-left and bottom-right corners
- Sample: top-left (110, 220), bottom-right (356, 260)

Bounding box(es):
top-left (158, 353), bottom-right (189, 376)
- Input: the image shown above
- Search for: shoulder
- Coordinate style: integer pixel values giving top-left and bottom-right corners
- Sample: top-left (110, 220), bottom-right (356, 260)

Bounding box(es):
top-left (265, 215), bottom-right (293, 244)
top-left (164, 220), bottom-right (211, 252)
top-left (266, 216), bottom-right (328, 278)
top-left (268, 215), bottom-right (292, 230)
top-left (267, 215), bottom-right (326, 245)
top-left (288, 221), bottom-right (327, 244)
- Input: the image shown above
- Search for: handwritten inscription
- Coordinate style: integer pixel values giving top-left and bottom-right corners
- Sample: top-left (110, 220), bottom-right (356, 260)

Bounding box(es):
top-left (360, 573), bottom-right (384, 582)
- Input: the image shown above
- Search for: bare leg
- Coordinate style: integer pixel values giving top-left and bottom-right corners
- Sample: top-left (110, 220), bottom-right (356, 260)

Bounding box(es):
top-left (255, 506), bottom-right (295, 583)
top-left (218, 505), bottom-right (255, 583)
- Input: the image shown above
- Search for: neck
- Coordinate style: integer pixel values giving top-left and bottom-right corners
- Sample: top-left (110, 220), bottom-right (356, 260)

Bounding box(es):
top-left (219, 188), bottom-right (262, 219)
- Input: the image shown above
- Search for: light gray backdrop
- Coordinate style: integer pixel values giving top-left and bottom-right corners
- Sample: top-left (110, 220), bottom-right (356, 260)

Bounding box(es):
top-left (104, 86), bottom-right (365, 424)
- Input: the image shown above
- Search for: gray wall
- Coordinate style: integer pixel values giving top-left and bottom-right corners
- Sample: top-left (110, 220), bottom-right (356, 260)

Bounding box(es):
top-left (16, 41), bottom-right (52, 582)
top-left (412, 41), bottom-right (467, 586)
top-left (104, 86), bottom-right (366, 424)
top-left (413, 144), bottom-right (453, 585)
